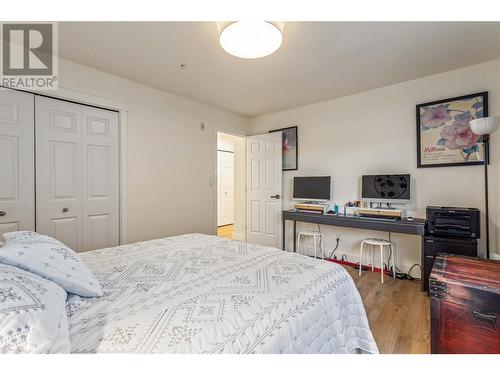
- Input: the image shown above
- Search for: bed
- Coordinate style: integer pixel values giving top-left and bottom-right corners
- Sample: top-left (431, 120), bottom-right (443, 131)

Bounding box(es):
top-left (66, 234), bottom-right (378, 354)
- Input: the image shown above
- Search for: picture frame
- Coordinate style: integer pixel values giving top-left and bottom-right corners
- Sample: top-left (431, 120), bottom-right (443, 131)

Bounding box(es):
top-left (416, 92), bottom-right (488, 168)
top-left (270, 125), bottom-right (298, 171)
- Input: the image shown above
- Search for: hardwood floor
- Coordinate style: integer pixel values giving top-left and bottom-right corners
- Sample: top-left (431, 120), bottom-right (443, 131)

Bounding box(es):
top-left (217, 224), bottom-right (233, 239)
top-left (342, 265), bottom-right (430, 354)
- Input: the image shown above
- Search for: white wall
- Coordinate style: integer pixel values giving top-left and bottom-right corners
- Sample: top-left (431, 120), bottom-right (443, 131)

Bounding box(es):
top-left (232, 136), bottom-right (246, 241)
top-left (58, 59), bottom-right (250, 244)
top-left (56, 57), bottom-right (500, 268)
top-left (251, 60), bottom-right (500, 274)
top-left (217, 132), bottom-right (246, 240)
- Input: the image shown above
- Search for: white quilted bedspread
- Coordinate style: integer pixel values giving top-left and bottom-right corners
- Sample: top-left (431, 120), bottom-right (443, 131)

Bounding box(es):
top-left (67, 234), bottom-right (378, 354)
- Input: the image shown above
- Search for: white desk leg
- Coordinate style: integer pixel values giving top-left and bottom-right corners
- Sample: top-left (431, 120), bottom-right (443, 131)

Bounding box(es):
top-left (313, 236), bottom-right (317, 259)
top-left (359, 241), bottom-right (364, 276)
top-left (320, 236), bottom-right (324, 260)
top-left (380, 245), bottom-right (384, 283)
top-left (391, 244), bottom-right (396, 278)
top-left (371, 244), bottom-right (375, 272)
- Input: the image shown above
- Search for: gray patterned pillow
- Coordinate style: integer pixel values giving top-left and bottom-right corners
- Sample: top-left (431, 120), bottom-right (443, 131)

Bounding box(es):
top-left (3, 230), bottom-right (63, 245)
top-left (0, 263), bottom-right (70, 353)
top-left (0, 231), bottom-right (103, 297)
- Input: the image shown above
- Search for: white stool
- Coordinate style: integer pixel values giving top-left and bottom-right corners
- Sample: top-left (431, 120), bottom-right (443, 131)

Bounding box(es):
top-left (359, 238), bottom-right (396, 283)
top-left (297, 230), bottom-right (323, 259)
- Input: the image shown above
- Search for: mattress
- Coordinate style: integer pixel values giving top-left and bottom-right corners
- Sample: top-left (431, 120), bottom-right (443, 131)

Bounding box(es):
top-left (67, 234), bottom-right (378, 354)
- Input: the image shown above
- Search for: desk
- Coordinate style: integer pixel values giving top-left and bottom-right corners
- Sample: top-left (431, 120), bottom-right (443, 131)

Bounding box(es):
top-left (282, 210), bottom-right (427, 290)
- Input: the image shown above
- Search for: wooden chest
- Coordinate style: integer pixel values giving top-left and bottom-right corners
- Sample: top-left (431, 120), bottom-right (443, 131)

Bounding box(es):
top-left (430, 254), bottom-right (500, 354)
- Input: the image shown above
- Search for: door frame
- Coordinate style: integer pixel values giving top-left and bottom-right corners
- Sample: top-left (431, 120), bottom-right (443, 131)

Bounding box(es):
top-left (9, 85), bottom-right (130, 246)
top-left (214, 129), bottom-right (247, 240)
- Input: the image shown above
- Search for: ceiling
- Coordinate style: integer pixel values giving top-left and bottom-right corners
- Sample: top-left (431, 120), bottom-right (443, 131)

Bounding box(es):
top-left (59, 22), bottom-right (500, 117)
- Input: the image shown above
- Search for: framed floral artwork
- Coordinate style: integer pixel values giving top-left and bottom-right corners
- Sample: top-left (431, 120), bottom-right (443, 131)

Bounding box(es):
top-left (416, 92), bottom-right (488, 168)
top-left (269, 126), bottom-right (298, 170)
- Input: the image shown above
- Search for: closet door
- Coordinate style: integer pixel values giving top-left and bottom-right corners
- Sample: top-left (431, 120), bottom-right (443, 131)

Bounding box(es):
top-left (35, 96), bottom-right (120, 252)
top-left (82, 106), bottom-right (119, 251)
top-left (35, 96), bottom-right (83, 250)
top-left (0, 89), bottom-right (35, 238)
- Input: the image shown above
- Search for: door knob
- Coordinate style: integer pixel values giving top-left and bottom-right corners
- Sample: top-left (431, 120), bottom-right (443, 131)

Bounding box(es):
top-left (270, 194), bottom-right (280, 199)
top-left (0, 210), bottom-right (5, 217)
top-left (62, 208), bottom-right (69, 213)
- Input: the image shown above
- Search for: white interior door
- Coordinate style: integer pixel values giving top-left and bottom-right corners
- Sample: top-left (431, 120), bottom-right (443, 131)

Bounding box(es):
top-left (35, 96), bottom-right (119, 252)
top-left (82, 106), bottom-right (119, 251)
top-left (0, 89), bottom-right (35, 238)
top-left (217, 151), bottom-right (234, 226)
top-left (36, 96), bottom-right (83, 251)
top-left (246, 132), bottom-right (282, 248)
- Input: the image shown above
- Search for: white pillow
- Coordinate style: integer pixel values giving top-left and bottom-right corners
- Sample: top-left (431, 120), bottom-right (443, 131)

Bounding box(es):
top-left (3, 230), bottom-right (65, 245)
top-left (0, 263), bottom-right (71, 353)
top-left (0, 231), bottom-right (103, 297)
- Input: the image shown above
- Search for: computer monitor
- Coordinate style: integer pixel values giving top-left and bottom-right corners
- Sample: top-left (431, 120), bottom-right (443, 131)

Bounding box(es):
top-left (293, 176), bottom-right (331, 201)
top-left (361, 174), bottom-right (411, 204)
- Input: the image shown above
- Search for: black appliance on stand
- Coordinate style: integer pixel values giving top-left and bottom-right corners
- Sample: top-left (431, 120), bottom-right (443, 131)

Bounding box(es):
top-left (423, 206), bottom-right (480, 292)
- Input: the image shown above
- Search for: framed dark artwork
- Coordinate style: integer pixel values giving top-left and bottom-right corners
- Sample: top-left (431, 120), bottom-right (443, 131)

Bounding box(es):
top-left (416, 92), bottom-right (488, 168)
top-left (270, 126), bottom-right (298, 171)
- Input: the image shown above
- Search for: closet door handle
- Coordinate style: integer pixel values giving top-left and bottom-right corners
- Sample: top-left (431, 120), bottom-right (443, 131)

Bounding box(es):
top-left (270, 194), bottom-right (280, 199)
top-left (62, 208), bottom-right (69, 213)
top-left (0, 210), bottom-right (5, 217)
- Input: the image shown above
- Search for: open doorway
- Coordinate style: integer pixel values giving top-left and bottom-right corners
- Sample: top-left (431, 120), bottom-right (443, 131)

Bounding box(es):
top-left (216, 132), bottom-right (246, 241)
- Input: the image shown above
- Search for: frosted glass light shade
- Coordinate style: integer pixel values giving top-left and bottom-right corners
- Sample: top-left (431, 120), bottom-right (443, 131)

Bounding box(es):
top-left (470, 117), bottom-right (500, 135)
top-left (219, 21), bottom-right (283, 59)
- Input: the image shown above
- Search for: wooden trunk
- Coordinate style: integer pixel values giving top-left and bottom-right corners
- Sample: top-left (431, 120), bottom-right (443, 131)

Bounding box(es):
top-left (430, 254), bottom-right (500, 354)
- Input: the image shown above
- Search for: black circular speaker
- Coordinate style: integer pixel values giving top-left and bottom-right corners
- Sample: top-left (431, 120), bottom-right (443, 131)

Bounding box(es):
top-left (373, 175), bottom-right (409, 199)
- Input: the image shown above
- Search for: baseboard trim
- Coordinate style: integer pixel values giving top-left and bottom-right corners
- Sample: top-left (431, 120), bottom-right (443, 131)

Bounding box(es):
top-left (233, 231), bottom-right (245, 241)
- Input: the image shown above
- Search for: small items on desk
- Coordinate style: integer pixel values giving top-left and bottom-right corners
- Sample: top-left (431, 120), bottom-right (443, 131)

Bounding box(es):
top-left (295, 201), bottom-right (362, 215)
top-left (345, 200), bottom-right (361, 207)
top-left (326, 203), bottom-right (340, 214)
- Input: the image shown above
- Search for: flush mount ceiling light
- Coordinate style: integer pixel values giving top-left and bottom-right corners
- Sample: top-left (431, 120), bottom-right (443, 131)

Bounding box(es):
top-left (218, 21), bottom-right (283, 59)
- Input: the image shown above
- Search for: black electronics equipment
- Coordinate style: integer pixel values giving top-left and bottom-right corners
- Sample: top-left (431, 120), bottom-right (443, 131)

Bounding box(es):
top-left (426, 206), bottom-right (480, 239)
top-left (361, 174), bottom-right (411, 203)
top-left (423, 236), bottom-right (478, 292)
top-left (293, 176), bottom-right (331, 201)
top-left (423, 206), bottom-right (480, 292)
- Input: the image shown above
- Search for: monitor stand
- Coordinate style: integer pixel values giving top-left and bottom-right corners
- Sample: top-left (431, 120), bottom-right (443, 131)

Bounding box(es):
top-left (370, 202), bottom-right (397, 210)
top-left (303, 200), bottom-right (325, 205)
